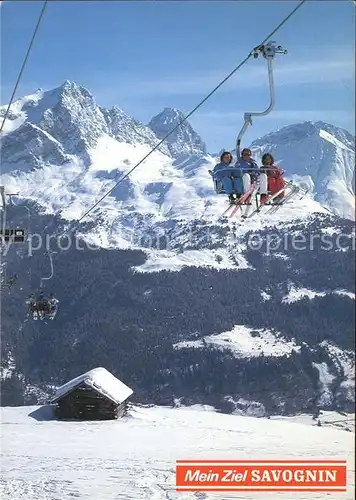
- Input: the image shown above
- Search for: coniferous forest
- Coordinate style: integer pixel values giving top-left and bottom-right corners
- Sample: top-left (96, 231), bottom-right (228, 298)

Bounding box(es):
top-left (1, 207), bottom-right (355, 415)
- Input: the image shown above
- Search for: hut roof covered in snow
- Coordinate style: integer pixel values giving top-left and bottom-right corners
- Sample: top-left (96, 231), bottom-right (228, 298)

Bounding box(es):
top-left (51, 367), bottom-right (133, 404)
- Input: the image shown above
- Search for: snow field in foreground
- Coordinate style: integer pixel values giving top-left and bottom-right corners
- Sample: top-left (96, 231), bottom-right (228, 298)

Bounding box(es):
top-left (1, 405), bottom-right (354, 500)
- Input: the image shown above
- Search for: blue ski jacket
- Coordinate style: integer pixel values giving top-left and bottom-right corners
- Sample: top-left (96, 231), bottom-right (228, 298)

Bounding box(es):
top-left (234, 158), bottom-right (259, 171)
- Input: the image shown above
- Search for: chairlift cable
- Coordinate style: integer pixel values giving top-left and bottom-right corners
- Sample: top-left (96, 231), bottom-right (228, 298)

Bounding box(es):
top-left (0, 1), bottom-right (48, 133)
top-left (74, 0), bottom-right (307, 226)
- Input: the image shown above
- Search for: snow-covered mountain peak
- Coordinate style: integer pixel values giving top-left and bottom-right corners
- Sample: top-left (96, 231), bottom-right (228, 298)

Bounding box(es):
top-left (0, 81), bottom-right (173, 174)
top-left (251, 121), bottom-right (354, 150)
top-left (249, 121), bottom-right (355, 220)
top-left (0, 81), bottom-right (96, 132)
top-left (258, 121), bottom-right (316, 144)
top-left (153, 107), bottom-right (185, 125)
top-left (100, 105), bottom-right (171, 156)
top-left (59, 79), bottom-right (81, 92)
top-left (148, 107), bottom-right (206, 158)
top-left (1, 80), bottom-right (109, 165)
top-left (37, 81), bottom-right (109, 157)
top-left (53, 80), bottom-right (99, 110)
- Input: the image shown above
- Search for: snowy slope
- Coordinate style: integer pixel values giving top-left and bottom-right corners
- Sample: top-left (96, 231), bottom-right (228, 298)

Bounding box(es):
top-left (175, 325), bottom-right (301, 357)
top-left (248, 121), bottom-right (355, 220)
top-left (282, 285), bottom-right (356, 303)
top-left (320, 342), bottom-right (356, 406)
top-left (174, 324), bottom-right (355, 406)
top-left (1, 405), bottom-right (354, 500)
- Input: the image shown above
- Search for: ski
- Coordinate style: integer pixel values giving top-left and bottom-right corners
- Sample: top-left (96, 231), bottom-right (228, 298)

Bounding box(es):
top-left (221, 202), bottom-right (236, 217)
top-left (266, 185), bottom-right (308, 215)
top-left (229, 182), bottom-right (258, 217)
top-left (263, 185), bottom-right (300, 216)
top-left (241, 187), bottom-right (260, 218)
top-left (244, 182), bottom-right (294, 219)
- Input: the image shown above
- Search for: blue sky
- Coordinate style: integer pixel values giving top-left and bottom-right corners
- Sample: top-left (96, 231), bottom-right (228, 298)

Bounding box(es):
top-left (1, 0), bottom-right (354, 152)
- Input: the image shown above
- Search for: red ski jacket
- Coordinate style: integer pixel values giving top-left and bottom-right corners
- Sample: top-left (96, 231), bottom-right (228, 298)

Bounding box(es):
top-left (262, 165), bottom-right (285, 178)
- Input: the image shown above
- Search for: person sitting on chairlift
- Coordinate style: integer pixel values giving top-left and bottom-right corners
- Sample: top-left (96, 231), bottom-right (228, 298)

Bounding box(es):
top-left (26, 294), bottom-right (39, 320)
top-left (209, 151), bottom-right (243, 204)
top-left (27, 291), bottom-right (57, 320)
top-left (36, 292), bottom-right (49, 318)
top-left (261, 153), bottom-right (285, 203)
top-left (48, 293), bottom-right (59, 318)
top-left (235, 148), bottom-right (259, 182)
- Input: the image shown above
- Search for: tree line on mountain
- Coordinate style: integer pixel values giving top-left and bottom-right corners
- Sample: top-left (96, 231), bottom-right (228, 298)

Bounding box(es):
top-left (1, 212), bottom-right (354, 412)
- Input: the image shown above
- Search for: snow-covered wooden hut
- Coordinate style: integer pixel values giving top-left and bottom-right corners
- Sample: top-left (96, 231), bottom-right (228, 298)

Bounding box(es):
top-left (51, 367), bottom-right (133, 420)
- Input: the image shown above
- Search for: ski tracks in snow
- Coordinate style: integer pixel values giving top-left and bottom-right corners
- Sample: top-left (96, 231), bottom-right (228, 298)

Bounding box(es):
top-left (1, 455), bottom-right (175, 500)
